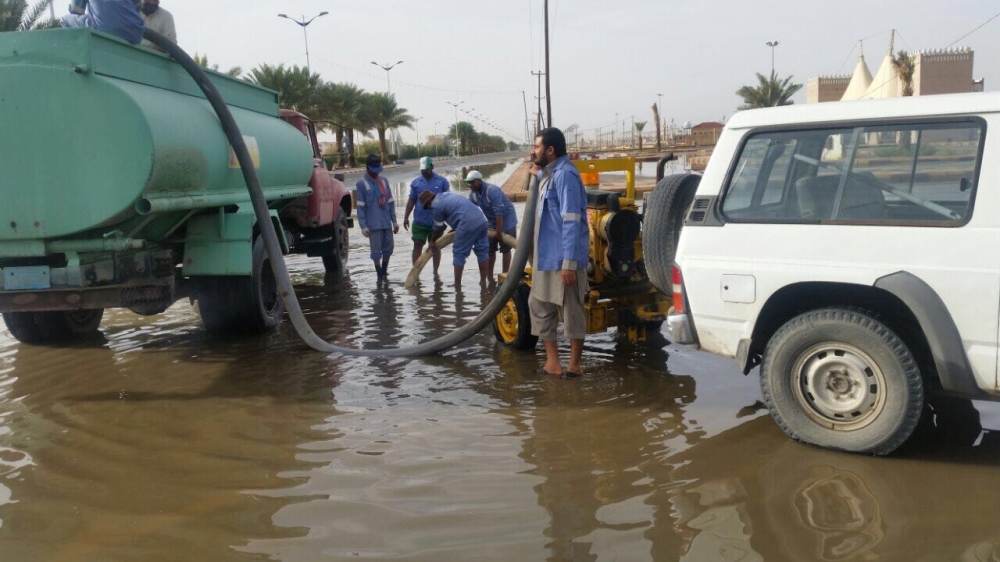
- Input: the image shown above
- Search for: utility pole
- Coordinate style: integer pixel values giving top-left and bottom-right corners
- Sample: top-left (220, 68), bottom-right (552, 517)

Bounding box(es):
top-left (544, 0), bottom-right (553, 127)
top-left (414, 117), bottom-right (422, 158)
top-left (522, 90), bottom-right (531, 145)
top-left (531, 71), bottom-right (545, 132)
top-left (766, 40), bottom-right (780, 75)
top-left (49, 0), bottom-right (55, 21)
top-left (446, 101), bottom-right (463, 157)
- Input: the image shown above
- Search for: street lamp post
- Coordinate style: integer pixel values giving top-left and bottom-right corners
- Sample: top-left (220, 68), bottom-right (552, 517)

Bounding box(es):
top-left (434, 121), bottom-right (442, 157)
top-left (371, 60), bottom-right (404, 94)
top-left (277, 12), bottom-right (329, 74)
top-left (766, 40), bottom-right (780, 74)
top-left (446, 101), bottom-right (463, 157)
top-left (414, 117), bottom-right (422, 159)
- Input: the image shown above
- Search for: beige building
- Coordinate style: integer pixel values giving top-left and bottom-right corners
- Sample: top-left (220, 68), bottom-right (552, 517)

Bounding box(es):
top-left (808, 34), bottom-right (977, 103)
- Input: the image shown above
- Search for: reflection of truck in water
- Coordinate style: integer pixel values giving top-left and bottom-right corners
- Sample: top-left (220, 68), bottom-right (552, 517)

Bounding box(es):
top-left (0, 28), bottom-right (352, 343)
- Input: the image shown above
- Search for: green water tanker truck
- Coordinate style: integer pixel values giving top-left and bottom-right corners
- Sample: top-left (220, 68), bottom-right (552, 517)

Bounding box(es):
top-left (0, 28), bottom-right (354, 343)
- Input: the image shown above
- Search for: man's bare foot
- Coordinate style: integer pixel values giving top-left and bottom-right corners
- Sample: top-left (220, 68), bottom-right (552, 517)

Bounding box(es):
top-left (540, 364), bottom-right (563, 376)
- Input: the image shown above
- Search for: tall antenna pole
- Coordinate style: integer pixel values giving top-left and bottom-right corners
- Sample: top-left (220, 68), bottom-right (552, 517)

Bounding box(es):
top-left (522, 90), bottom-right (531, 144)
top-left (544, 0), bottom-right (553, 127)
top-left (531, 71), bottom-right (545, 132)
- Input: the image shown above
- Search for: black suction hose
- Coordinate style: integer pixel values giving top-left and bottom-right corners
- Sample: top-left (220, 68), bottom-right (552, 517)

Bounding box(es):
top-left (142, 29), bottom-right (539, 356)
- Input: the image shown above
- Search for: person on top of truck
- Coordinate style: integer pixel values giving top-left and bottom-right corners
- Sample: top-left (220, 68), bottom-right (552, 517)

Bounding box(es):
top-left (419, 190), bottom-right (490, 289)
top-left (404, 157), bottom-right (450, 276)
top-left (61, 0), bottom-right (145, 45)
top-left (139, 0), bottom-right (176, 51)
top-left (466, 170), bottom-right (518, 276)
top-left (355, 154), bottom-right (399, 281)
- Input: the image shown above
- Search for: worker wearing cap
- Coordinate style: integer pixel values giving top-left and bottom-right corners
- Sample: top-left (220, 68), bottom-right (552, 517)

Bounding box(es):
top-left (355, 154), bottom-right (399, 280)
top-left (466, 170), bottom-right (518, 276)
top-left (62, 0), bottom-right (145, 44)
top-left (404, 157), bottom-right (451, 276)
top-left (418, 191), bottom-right (490, 288)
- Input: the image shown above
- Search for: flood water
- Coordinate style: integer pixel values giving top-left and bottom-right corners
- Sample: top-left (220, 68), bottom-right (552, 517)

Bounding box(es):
top-left (3, 165), bottom-right (1000, 560)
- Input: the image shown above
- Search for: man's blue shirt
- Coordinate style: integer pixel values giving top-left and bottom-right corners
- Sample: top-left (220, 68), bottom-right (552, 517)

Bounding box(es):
top-left (409, 173), bottom-right (450, 226)
top-left (469, 183), bottom-right (518, 232)
top-left (62, 0), bottom-right (145, 45)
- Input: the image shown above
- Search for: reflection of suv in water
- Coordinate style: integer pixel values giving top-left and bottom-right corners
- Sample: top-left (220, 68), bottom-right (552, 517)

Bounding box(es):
top-left (668, 92), bottom-right (998, 454)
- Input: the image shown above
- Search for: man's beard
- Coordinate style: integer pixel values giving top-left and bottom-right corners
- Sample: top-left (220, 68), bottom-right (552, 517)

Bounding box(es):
top-left (533, 152), bottom-right (550, 167)
top-left (142, 5), bottom-right (158, 15)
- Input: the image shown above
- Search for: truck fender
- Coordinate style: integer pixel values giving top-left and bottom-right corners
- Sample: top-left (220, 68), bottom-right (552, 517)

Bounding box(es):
top-left (874, 271), bottom-right (986, 397)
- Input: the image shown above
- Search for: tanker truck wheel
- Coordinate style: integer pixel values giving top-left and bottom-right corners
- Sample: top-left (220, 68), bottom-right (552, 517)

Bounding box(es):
top-left (198, 237), bottom-right (285, 335)
top-left (493, 282), bottom-right (538, 350)
top-left (322, 211), bottom-right (350, 279)
top-left (643, 173), bottom-right (700, 295)
top-left (2, 309), bottom-right (104, 344)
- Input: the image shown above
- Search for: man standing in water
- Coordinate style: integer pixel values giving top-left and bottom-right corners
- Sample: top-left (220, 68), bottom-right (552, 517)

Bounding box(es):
top-left (355, 154), bottom-right (399, 280)
top-left (529, 128), bottom-right (589, 379)
top-left (404, 157), bottom-right (450, 276)
top-left (466, 170), bottom-right (518, 277)
top-left (418, 191), bottom-right (490, 288)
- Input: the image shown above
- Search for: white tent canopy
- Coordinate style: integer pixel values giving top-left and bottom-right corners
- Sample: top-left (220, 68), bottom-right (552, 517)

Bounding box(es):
top-left (840, 42), bottom-right (873, 101)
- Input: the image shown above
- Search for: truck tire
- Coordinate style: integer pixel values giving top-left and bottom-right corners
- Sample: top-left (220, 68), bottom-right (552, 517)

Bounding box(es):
top-left (493, 282), bottom-right (538, 350)
top-left (643, 173), bottom-right (700, 295)
top-left (3, 309), bottom-right (104, 344)
top-left (760, 308), bottom-right (924, 455)
top-left (322, 210), bottom-right (350, 279)
top-left (198, 236), bottom-right (285, 335)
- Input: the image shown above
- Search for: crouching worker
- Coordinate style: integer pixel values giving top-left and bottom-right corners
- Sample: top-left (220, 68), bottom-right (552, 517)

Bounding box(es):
top-left (466, 170), bottom-right (518, 276)
top-left (62, 0), bottom-right (145, 44)
top-left (356, 154), bottom-right (399, 280)
top-left (418, 191), bottom-right (490, 288)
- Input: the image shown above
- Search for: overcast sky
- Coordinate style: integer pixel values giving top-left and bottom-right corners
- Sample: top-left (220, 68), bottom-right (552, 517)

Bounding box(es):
top-left (158, 0), bottom-right (999, 145)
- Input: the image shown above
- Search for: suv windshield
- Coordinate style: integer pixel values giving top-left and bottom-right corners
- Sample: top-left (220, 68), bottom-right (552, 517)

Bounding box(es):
top-left (721, 120), bottom-right (983, 225)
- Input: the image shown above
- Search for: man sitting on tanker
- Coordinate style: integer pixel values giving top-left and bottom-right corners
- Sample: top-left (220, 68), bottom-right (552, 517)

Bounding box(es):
top-left (419, 191), bottom-right (490, 288)
top-left (356, 154), bottom-right (399, 281)
top-left (465, 170), bottom-right (518, 276)
top-left (61, 0), bottom-right (145, 44)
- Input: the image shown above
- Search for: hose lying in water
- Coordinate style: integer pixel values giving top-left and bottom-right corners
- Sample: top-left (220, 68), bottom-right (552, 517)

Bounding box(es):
top-left (143, 29), bottom-right (538, 357)
top-left (403, 229), bottom-right (519, 288)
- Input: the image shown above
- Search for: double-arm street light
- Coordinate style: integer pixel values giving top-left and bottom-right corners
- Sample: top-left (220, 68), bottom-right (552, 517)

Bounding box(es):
top-left (766, 40), bottom-right (780, 74)
top-left (371, 60), bottom-right (404, 94)
top-left (433, 121), bottom-right (442, 156)
top-left (277, 12), bottom-right (329, 74)
top-left (446, 101), bottom-right (463, 157)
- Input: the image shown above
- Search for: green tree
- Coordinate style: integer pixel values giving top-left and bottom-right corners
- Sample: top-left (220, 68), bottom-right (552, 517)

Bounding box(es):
top-left (247, 63), bottom-right (322, 116)
top-left (736, 71), bottom-right (803, 110)
top-left (1, 0), bottom-right (57, 31)
top-left (634, 121), bottom-right (647, 151)
top-left (192, 52), bottom-right (242, 78)
top-left (891, 50), bottom-right (916, 97)
top-left (366, 92), bottom-right (415, 163)
top-left (448, 121), bottom-right (476, 156)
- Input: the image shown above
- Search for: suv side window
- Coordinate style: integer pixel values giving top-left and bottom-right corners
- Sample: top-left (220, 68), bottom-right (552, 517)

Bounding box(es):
top-left (721, 121), bottom-right (982, 225)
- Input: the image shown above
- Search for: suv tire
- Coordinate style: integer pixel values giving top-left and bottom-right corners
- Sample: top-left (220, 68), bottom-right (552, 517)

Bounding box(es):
top-left (643, 173), bottom-right (700, 295)
top-left (760, 307), bottom-right (923, 455)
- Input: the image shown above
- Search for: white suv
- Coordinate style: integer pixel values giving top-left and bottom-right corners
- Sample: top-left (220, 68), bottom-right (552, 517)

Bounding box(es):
top-left (668, 92), bottom-right (998, 454)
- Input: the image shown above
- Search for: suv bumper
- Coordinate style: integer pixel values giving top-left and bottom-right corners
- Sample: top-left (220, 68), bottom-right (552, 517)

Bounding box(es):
top-left (668, 311), bottom-right (698, 346)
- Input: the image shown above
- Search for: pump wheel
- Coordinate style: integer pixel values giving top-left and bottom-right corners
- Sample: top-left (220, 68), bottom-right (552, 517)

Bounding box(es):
top-left (643, 173), bottom-right (700, 295)
top-left (198, 236), bottom-right (285, 335)
top-left (323, 209), bottom-right (350, 279)
top-left (3, 309), bottom-right (104, 344)
top-left (493, 282), bottom-right (537, 350)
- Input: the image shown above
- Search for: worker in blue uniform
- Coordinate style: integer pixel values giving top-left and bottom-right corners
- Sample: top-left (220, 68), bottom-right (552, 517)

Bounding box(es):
top-left (355, 154), bottom-right (399, 280)
top-left (466, 170), bottom-right (518, 276)
top-left (419, 191), bottom-right (490, 288)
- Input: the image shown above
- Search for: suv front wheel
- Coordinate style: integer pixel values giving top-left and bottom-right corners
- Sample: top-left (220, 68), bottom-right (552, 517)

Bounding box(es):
top-left (760, 308), bottom-right (924, 455)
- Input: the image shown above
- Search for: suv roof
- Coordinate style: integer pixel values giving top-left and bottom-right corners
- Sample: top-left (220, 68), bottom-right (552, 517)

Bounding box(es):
top-left (726, 91), bottom-right (1000, 130)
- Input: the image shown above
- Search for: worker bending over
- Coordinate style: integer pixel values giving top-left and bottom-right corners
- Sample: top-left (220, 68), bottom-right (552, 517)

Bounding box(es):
top-left (419, 191), bottom-right (490, 288)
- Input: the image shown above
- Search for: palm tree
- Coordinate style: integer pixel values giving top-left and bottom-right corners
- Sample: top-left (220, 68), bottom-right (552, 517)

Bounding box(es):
top-left (891, 50), bottom-right (916, 97)
top-left (652, 103), bottom-right (662, 151)
top-left (366, 92), bottom-right (414, 162)
top-left (736, 71), bottom-right (803, 110)
top-left (192, 53), bottom-right (242, 78)
top-left (1, 0), bottom-right (57, 31)
top-left (634, 121), bottom-right (647, 151)
top-left (448, 121), bottom-right (476, 156)
top-left (247, 63), bottom-right (323, 116)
